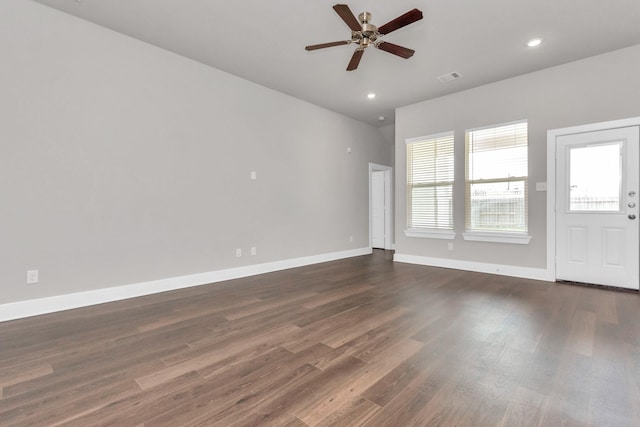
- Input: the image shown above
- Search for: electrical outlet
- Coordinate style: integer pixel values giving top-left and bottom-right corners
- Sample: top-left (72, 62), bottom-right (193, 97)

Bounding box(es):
top-left (250, 171), bottom-right (257, 180)
top-left (251, 247), bottom-right (257, 256)
top-left (349, 235), bottom-right (354, 243)
top-left (235, 248), bottom-right (242, 257)
top-left (27, 270), bottom-right (39, 284)
top-left (447, 242), bottom-right (454, 251)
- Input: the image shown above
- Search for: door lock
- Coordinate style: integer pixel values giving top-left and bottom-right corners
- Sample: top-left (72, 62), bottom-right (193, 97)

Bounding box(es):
top-left (629, 202), bottom-right (637, 208)
top-left (629, 214), bottom-right (637, 220)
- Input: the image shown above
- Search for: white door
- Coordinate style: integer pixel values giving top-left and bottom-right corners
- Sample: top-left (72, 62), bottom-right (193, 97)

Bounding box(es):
top-left (555, 126), bottom-right (639, 290)
top-left (371, 170), bottom-right (386, 249)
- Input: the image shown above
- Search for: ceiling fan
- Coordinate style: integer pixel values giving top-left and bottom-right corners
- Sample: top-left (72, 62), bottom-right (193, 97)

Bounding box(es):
top-left (305, 4), bottom-right (423, 71)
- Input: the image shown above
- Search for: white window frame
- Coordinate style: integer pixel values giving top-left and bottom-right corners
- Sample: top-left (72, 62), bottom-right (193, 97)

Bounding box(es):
top-left (464, 120), bottom-right (531, 245)
top-left (405, 131), bottom-right (456, 240)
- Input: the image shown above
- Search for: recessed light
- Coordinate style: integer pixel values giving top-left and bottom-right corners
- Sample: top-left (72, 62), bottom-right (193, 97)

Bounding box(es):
top-left (367, 93), bottom-right (376, 100)
top-left (378, 116), bottom-right (385, 121)
top-left (527, 38), bottom-right (543, 48)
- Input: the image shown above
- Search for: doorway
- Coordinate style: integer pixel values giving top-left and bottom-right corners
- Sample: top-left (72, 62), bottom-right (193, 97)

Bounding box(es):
top-left (369, 163), bottom-right (393, 250)
top-left (547, 119), bottom-right (640, 290)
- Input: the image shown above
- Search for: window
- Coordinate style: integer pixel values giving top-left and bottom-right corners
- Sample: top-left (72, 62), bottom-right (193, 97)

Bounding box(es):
top-left (465, 121), bottom-right (529, 242)
top-left (569, 142), bottom-right (622, 212)
top-left (406, 132), bottom-right (455, 238)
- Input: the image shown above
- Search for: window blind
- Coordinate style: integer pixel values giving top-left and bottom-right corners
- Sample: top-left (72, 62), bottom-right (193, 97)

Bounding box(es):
top-left (465, 121), bottom-right (528, 232)
top-left (407, 132), bottom-right (454, 229)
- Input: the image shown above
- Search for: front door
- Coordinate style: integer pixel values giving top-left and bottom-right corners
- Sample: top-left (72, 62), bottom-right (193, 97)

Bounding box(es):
top-left (555, 126), bottom-right (639, 290)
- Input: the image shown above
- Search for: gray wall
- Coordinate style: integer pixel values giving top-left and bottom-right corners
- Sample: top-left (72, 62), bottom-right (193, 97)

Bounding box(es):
top-left (0, 0), bottom-right (392, 305)
top-left (395, 44), bottom-right (640, 270)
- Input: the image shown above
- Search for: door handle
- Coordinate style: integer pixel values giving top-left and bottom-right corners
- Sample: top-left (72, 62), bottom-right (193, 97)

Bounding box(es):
top-left (629, 214), bottom-right (637, 220)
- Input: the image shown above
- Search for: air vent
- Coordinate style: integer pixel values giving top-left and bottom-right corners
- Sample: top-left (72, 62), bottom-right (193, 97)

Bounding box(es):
top-left (437, 72), bottom-right (461, 83)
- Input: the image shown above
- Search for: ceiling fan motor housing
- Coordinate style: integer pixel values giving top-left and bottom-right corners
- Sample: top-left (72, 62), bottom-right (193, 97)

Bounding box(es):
top-left (358, 12), bottom-right (379, 45)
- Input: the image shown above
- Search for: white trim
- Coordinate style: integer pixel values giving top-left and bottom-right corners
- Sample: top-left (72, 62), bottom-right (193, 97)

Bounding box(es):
top-left (369, 163), bottom-right (393, 250)
top-left (546, 116), bottom-right (640, 283)
top-left (0, 247), bottom-right (372, 323)
top-left (462, 231), bottom-right (531, 244)
top-left (547, 117), bottom-right (640, 139)
top-left (405, 131), bottom-right (454, 144)
top-left (404, 228), bottom-right (456, 240)
top-left (394, 253), bottom-right (553, 282)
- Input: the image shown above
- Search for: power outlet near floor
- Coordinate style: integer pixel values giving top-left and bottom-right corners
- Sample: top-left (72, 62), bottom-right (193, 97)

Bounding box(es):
top-left (27, 270), bottom-right (39, 284)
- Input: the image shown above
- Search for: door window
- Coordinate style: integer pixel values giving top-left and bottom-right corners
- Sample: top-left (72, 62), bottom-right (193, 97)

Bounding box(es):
top-left (568, 142), bottom-right (622, 212)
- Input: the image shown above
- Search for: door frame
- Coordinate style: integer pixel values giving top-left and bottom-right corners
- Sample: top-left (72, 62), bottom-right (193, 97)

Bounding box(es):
top-left (369, 163), bottom-right (393, 250)
top-left (546, 116), bottom-right (640, 282)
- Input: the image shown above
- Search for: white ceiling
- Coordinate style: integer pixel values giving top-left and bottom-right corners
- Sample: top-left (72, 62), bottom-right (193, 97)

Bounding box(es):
top-left (33, 0), bottom-right (640, 127)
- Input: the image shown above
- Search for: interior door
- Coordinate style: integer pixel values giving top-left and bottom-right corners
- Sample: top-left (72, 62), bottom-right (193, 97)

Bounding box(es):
top-left (371, 170), bottom-right (386, 249)
top-left (555, 126), bottom-right (639, 290)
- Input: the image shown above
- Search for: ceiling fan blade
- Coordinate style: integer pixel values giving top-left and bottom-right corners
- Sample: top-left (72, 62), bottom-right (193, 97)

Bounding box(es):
top-left (333, 4), bottom-right (362, 32)
top-left (377, 42), bottom-right (415, 59)
top-left (305, 41), bottom-right (351, 51)
top-left (346, 49), bottom-right (364, 71)
top-left (378, 8), bottom-right (423, 35)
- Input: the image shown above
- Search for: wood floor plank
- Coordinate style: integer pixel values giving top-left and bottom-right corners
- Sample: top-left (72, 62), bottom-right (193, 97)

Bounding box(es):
top-left (222, 291), bottom-right (317, 321)
top-left (302, 284), bottom-right (375, 309)
top-left (361, 384), bottom-right (434, 427)
top-left (1, 343), bottom-right (175, 403)
top-left (567, 309), bottom-right (597, 357)
top-left (315, 396), bottom-right (380, 427)
top-left (60, 371), bottom-right (206, 427)
top-left (0, 363), bottom-right (53, 392)
top-left (224, 357), bottom-right (365, 427)
top-left (136, 297), bottom-right (261, 332)
top-left (297, 339), bottom-right (423, 425)
top-left (499, 386), bottom-right (546, 427)
top-left (360, 356), bottom-right (422, 407)
top-left (158, 305), bottom-right (309, 367)
top-left (135, 323), bottom-right (300, 390)
top-left (141, 362), bottom-right (320, 426)
top-left (1, 250), bottom-right (638, 426)
top-left (320, 305), bottom-right (409, 348)
top-left (282, 298), bottom-right (400, 353)
top-left (456, 397), bottom-right (509, 427)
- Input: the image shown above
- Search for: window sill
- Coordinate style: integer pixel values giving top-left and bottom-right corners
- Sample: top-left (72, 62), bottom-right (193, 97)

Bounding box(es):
top-left (405, 229), bottom-right (456, 240)
top-left (462, 231), bottom-right (531, 245)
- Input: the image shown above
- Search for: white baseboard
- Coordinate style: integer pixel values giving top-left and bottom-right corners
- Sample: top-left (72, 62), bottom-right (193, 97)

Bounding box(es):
top-left (393, 253), bottom-right (553, 282)
top-left (0, 247), bottom-right (372, 323)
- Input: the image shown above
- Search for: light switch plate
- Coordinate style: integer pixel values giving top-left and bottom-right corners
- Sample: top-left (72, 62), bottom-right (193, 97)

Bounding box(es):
top-left (27, 270), bottom-right (39, 284)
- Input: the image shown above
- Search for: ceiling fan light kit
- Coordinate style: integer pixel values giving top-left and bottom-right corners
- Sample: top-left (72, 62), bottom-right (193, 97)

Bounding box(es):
top-left (305, 4), bottom-right (423, 71)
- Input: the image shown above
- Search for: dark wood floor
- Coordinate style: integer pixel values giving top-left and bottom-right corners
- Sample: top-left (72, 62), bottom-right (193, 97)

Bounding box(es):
top-left (1, 251), bottom-right (639, 426)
